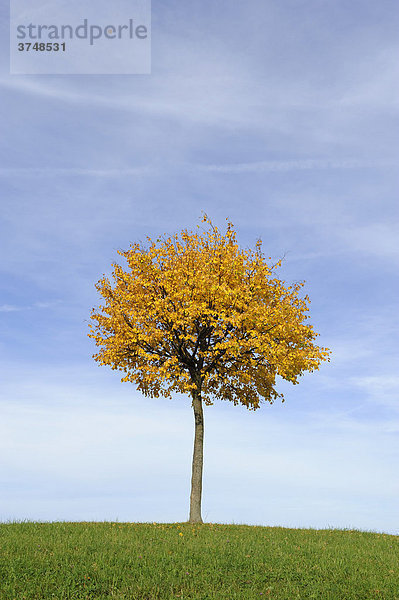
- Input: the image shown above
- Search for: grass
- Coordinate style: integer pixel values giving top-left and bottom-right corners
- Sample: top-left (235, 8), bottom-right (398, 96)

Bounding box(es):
top-left (0, 520), bottom-right (398, 599)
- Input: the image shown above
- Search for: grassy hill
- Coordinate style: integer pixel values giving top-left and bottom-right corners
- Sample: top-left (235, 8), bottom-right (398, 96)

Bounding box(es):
top-left (0, 520), bottom-right (398, 599)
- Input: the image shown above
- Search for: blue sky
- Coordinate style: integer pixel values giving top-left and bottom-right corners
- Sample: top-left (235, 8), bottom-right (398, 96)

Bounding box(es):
top-left (1, 0), bottom-right (398, 534)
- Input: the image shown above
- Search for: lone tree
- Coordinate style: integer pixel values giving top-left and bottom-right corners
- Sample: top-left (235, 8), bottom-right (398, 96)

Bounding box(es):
top-left (88, 215), bottom-right (330, 523)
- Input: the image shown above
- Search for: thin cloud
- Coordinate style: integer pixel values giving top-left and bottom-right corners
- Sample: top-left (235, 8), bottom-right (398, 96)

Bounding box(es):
top-left (0, 167), bottom-right (154, 177)
top-left (349, 375), bottom-right (399, 413)
top-left (197, 158), bottom-right (397, 173)
top-left (0, 302), bottom-right (61, 312)
top-left (340, 223), bottom-right (399, 260)
top-left (0, 159), bottom-right (396, 178)
top-left (0, 304), bottom-right (22, 312)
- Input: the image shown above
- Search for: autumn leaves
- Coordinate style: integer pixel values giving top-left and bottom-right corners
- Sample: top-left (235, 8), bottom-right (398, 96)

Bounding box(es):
top-left (89, 216), bottom-right (330, 410)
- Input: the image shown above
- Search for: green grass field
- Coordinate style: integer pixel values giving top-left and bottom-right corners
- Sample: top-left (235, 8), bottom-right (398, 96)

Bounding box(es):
top-left (0, 520), bottom-right (398, 599)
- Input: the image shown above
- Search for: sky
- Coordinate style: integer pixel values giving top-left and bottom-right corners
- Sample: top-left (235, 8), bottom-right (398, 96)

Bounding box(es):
top-left (0, 0), bottom-right (398, 534)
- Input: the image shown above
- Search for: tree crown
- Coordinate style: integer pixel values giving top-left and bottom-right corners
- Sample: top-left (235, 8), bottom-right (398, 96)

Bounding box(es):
top-left (89, 215), bottom-right (330, 409)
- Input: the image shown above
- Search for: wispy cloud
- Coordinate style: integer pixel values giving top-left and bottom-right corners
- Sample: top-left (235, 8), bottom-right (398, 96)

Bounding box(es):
top-left (0, 167), bottom-right (154, 177)
top-left (0, 304), bottom-right (22, 312)
top-left (0, 302), bottom-right (61, 312)
top-left (0, 158), bottom-right (396, 178)
top-left (197, 158), bottom-right (397, 173)
top-left (350, 375), bottom-right (399, 413)
top-left (340, 223), bottom-right (399, 260)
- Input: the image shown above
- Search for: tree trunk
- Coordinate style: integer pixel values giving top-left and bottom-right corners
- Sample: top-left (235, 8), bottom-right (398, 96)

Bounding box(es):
top-left (189, 386), bottom-right (204, 523)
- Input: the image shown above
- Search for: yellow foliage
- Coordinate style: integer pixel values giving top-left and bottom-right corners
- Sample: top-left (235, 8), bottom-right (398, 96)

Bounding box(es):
top-left (88, 216), bottom-right (330, 409)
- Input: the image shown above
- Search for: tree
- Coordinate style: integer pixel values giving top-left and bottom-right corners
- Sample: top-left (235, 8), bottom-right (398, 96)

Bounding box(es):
top-left (88, 215), bottom-right (330, 523)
